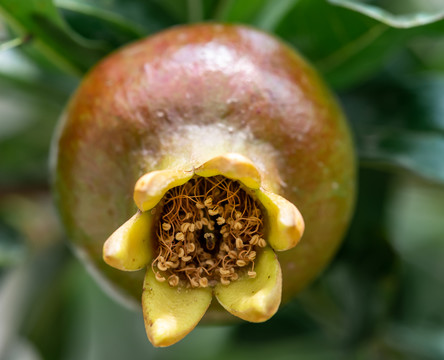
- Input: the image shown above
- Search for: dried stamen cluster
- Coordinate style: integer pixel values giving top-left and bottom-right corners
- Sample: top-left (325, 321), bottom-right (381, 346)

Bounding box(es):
top-left (152, 176), bottom-right (266, 288)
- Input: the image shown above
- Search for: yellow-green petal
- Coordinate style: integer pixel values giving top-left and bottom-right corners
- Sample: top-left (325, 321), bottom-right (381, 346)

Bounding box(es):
top-left (142, 269), bottom-right (212, 347)
top-left (195, 153), bottom-right (261, 189)
top-left (214, 247), bottom-right (282, 322)
top-left (255, 189), bottom-right (305, 251)
top-left (103, 211), bottom-right (152, 271)
top-left (134, 169), bottom-right (193, 211)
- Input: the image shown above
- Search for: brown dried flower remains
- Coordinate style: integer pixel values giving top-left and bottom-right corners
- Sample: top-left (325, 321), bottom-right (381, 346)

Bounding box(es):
top-left (152, 176), bottom-right (266, 288)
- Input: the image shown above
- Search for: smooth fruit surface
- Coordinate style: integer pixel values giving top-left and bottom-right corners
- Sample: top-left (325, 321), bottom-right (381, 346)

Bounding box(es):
top-left (52, 24), bottom-right (355, 315)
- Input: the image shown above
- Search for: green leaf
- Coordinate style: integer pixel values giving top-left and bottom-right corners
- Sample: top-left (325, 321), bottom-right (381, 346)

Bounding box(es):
top-left (330, 0), bottom-right (444, 28)
top-left (213, 0), bottom-right (298, 31)
top-left (409, 36), bottom-right (444, 72)
top-left (213, 0), bottom-right (268, 23)
top-left (55, 0), bottom-right (178, 48)
top-left (0, 46), bottom-right (76, 186)
top-left (405, 75), bottom-right (444, 133)
top-left (384, 324), bottom-right (444, 359)
top-left (0, 0), bottom-right (106, 74)
top-left (387, 178), bottom-right (444, 279)
top-left (274, 0), bottom-right (444, 89)
top-left (0, 82), bottom-right (61, 185)
top-left (253, 0), bottom-right (299, 31)
top-left (151, 0), bottom-right (189, 23)
top-left (343, 73), bottom-right (444, 184)
top-left (274, 0), bottom-right (396, 88)
top-left (361, 132), bottom-right (444, 184)
top-left (0, 35), bottom-right (28, 52)
top-left (0, 220), bottom-right (26, 267)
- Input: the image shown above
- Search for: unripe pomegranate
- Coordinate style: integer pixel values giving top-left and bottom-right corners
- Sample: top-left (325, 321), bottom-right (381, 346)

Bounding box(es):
top-left (52, 24), bottom-right (355, 347)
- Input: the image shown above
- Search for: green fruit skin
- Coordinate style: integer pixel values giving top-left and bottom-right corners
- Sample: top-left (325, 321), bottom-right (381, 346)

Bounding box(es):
top-left (52, 24), bottom-right (355, 317)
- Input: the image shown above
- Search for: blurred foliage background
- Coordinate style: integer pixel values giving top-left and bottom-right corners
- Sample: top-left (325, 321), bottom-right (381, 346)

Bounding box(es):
top-left (1, 0), bottom-right (444, 359)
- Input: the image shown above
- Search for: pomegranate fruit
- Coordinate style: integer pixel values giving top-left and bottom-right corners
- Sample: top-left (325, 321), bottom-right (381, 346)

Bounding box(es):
top-left (52, 24), bottom-right (355, 347)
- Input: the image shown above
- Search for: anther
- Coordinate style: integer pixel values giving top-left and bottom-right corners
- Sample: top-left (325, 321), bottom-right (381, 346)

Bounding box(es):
top-left (236, 259), bottom-right (247, 267)
top-left (250, 234), bottom-right (259, 245)
top-left (190, 278), bottom-right (199, 288)
top-left (196, 202), bottom-right (205, 209)
top-left (155, 272), bottom-right (166, 282)
top-left (258, 238), bottom-right (267, 247)
top-left (204, 232), bottom-right (215, 240)
top-left (162, 223), bottom-right (171, 231)
top-left (186, 243), bottom-right (195, 252)
top-left (157, 262), bottom-right (168, 271)
top-left (219, 268), bottom-right (230, 276)
top-left (228, 250), bottom-right (237, 259)
top-left (171, 254), bottom-right (179, 262)
top-left (168, 275), bottom-right (179, 287)
top-left (253, 209), bottom-right (261, 217)
top-left (208, 209), bottom-right (219, 216)
top-left (233, 221), bottom-right (243, 230)
top-left (248, 251), bottom-right (256, 260)
top-left (220, 277), bottom-right (230, 286)
top-left (220, 243), bottom-right (230, 252)
top-left (248, 271), bottom-right (257, 278)
top-left (175, 232), bottom-right (185, 241)
top-left (180, 222), bottom-right (190, 233)
top-left (199, 277), bottom-right (209, 287)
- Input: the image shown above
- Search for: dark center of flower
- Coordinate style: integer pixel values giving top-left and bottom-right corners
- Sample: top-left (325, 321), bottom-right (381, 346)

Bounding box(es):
top-left (152, 176), bottom-right (265, 288)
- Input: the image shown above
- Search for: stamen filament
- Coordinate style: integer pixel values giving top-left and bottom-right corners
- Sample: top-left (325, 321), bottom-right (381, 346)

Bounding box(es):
top-left (152, 176), bottom-right (265, 287)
